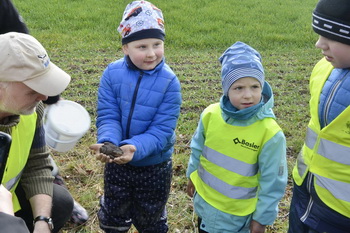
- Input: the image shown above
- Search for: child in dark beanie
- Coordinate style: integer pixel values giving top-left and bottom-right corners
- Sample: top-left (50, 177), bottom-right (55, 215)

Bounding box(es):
top-left (186, 42), bottom-right (287, 233)
top-left (89, 1), bottom-right (181, 232)
top-left (288, 0), bottom-right (350, 232)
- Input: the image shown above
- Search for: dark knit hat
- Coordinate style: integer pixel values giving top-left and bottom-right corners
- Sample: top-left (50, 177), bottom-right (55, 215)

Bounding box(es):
top-left (312, 0), bottom-right (350, 45)
top-left (219, 42), bottom-right (264, 97)
top-left (118, 1), bottom-right (165, 45)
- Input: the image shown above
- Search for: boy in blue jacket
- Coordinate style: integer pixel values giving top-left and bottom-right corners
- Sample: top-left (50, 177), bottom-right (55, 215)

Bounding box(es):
top-left (89, 1), bottom-right (182, 232)
top-left (186, 42), bottom-right (287, 233)
top-left (288, 0), bottom-right (350, 232)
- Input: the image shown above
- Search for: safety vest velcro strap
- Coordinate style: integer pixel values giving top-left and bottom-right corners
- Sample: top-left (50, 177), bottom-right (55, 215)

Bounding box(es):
top-left (318, 138), bottom-right (350, 165)
top-left (4, 169), bottom-right (23, 191)
top-left (315, 174), bottom-right (350, 202)
top-left (202, 146), bottom-right (258, 177)
top-left (198, 164), bottom-right (257, 199)
top-left (305, 127), bottom-right (317, 150)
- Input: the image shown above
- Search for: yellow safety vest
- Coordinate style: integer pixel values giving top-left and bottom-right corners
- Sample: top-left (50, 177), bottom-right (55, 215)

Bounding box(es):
top-left (1, 113), bottom-right (37, 212)
top-left (293, 58), bottom-right (350, 218)
top-left (190, 103), bottom-right (281, 215)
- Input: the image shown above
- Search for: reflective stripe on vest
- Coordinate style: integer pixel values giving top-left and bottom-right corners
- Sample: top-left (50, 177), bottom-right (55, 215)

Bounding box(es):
top-left (297, 127), bottom-right (350, 204)
top-left (197, 163), bottom-right (257, 199)
top-left (202, 146), bottom-right (258, 177)
top-left (293, 58), bottom-right (350, 217)
top-left (190, 103), bottom-right (281, 215)
top-left (5, 170), bottom-right (24, 190)
top-left (1, 113), bottom-right (37, 212)
top-left (315, 174), bottom-right (350, 202)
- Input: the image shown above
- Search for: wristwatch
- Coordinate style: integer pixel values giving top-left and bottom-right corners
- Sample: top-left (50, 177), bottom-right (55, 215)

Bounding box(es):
top-left (33, 216), bottom-right (54, 231)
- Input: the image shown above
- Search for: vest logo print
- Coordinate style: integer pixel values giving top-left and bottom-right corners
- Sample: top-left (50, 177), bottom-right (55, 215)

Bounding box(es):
top-left (233, 137), bottom-right (260, 151)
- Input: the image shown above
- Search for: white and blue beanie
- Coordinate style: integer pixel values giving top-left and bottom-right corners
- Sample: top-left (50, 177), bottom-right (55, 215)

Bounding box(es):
top-left (118, 1), bottom-right (165, 45)
top-left (219, 41), bottom-right (264, 96)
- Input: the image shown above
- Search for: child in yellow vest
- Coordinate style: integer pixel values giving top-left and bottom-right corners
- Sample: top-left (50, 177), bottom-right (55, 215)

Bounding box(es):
top-left (288, 0), bottom-right (350, 232)
top-left (186, 41), bottom-right (287, 233)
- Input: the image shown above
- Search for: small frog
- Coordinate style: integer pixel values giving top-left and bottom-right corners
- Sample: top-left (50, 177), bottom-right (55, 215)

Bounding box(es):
top-left (99, 142), bottom-right (124, 159)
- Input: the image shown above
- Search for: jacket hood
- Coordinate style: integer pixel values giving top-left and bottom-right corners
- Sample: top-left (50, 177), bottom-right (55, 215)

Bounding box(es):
top-left (220, 81), bottom-right (275, 122)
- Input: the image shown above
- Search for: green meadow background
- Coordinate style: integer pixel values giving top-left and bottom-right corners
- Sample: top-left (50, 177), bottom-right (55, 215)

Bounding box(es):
top-left (13, 0), bottom-right (321, 232)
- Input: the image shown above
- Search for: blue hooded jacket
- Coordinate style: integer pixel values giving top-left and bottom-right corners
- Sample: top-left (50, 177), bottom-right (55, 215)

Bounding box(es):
top-left (186, 42), bottom-right (287, 232)
top-left (187, 82), bottom-right (287, 232)
top-left (96, 56), bottom-right (182, 166)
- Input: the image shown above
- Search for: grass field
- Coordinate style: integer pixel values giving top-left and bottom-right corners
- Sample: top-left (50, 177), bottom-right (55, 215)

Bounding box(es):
top-left (13, 0), bottom-right (321, 232)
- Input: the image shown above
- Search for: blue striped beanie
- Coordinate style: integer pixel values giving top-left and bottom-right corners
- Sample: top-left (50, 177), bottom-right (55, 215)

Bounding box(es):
top-left (219, 41), bottom-right (264, 96)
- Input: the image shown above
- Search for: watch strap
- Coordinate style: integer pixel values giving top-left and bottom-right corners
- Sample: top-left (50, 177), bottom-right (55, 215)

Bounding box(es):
top-left (33, 216), bottom-right (54, 230)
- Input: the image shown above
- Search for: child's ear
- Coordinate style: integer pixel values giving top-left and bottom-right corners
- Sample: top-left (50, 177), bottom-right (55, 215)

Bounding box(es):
top-left (122, 44), bottom-right (129, 55)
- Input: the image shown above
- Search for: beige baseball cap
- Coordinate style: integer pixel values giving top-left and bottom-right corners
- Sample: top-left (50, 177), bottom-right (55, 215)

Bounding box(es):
top-left (0, 32), bottom-right (71, 96)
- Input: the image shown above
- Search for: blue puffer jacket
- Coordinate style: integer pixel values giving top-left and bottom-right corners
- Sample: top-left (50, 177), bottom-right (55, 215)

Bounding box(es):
top-left (96, 56), bottom-right (182, 166)
top-left (187, 82), bottom-right (287, 232)
top-left (319, 68), bottom-right (350, 128)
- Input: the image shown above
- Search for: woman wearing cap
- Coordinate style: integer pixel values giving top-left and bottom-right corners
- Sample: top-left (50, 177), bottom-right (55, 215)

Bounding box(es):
top-left (0, 0), bottom-right (90, 226)
top-left (0, 32), bottom-right (73, 233)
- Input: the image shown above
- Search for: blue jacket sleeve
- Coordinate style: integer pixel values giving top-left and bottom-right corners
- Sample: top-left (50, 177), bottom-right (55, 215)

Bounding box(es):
top-left (252, 130), bottom-right (288, 225)
top-left (121, 75), bottom-right (182, 161)
top-left (96, 67), bottom-right (123, 145)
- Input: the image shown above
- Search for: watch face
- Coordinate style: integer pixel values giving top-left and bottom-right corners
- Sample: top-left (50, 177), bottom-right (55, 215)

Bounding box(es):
top-left (46, 218), bottom-right (54, 230)
top-left (48, 220), bottom-right (54, 230)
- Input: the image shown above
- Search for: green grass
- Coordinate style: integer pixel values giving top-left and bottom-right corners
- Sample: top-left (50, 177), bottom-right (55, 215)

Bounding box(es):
top-left (13, 0), bottom-right (322, 232)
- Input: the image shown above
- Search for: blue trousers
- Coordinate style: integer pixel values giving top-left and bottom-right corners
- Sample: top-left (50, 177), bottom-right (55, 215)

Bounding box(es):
top-left (288, 173), bottom-right (350, 233)
top-left (98, 159), bottom-right (172, 233)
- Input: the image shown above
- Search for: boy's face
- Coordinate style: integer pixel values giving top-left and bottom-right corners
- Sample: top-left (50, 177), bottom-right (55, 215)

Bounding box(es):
top-left (122, 38), bottom-right (164, 70)
top-left (228, 77), bottom-right (262, 110)
top-left (316, 35), bottom-right (350, 68)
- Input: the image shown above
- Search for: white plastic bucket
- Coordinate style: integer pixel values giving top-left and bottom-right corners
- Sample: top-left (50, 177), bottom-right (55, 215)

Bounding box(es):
top-left (44, 100), bottom-right (91, 152)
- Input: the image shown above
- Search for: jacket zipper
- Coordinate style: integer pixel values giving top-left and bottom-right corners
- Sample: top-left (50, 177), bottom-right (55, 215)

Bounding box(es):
top-left (300, 173), bottom-right (314, 222)
top-left (126, 71), bottom-right (143, 139)
top-left (321, 70), bottom-right (350, 127)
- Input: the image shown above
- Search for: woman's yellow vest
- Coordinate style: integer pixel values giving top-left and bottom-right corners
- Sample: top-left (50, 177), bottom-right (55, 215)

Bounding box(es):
top-left (1, 113), bottom-right (37, 212)
top-left (293, 58), bottom-right (350, 218)
top-left (190, 103), bottom-right (281, 216)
